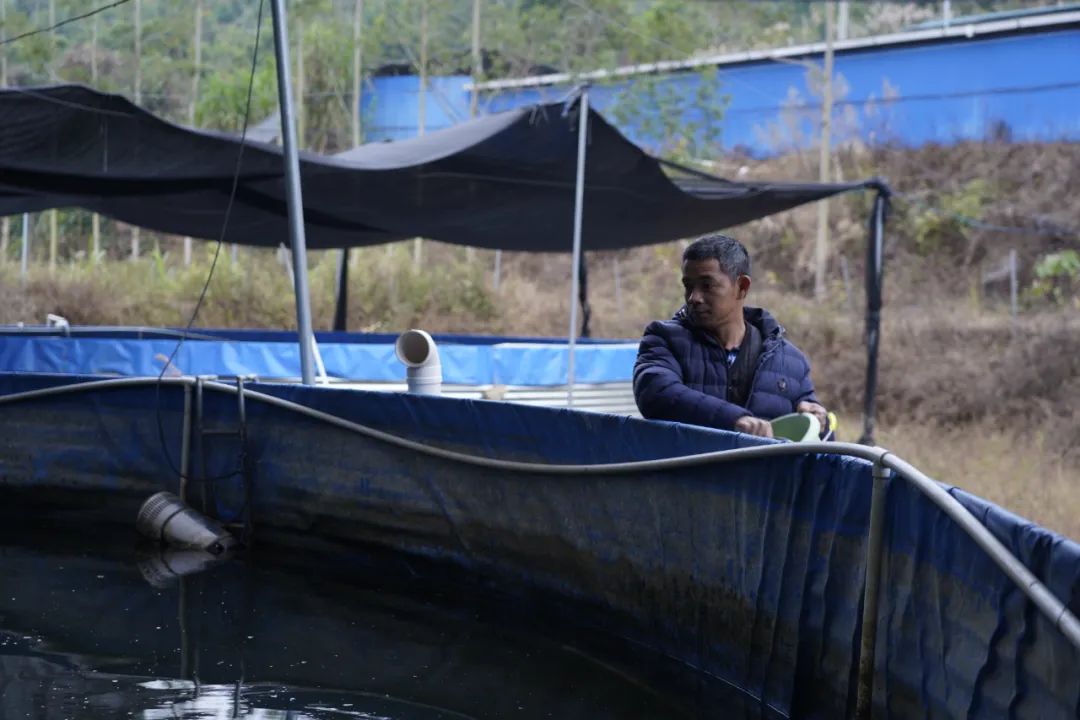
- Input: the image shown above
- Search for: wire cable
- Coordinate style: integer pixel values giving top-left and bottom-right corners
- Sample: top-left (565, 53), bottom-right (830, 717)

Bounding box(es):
top-left (0, 0), bottom-right (131, 47)
top-left (154, 0), bottom-right (267, 486)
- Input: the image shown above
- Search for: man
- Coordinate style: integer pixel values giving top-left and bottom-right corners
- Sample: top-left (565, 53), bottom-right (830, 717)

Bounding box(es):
top-left (633, 233), bottom-right (827, 439)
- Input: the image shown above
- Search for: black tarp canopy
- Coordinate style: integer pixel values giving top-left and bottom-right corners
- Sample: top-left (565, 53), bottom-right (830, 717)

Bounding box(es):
top-left (0, 85), bottom-right (881, 252)
top-left (0, 84), bottom-right (889, 443)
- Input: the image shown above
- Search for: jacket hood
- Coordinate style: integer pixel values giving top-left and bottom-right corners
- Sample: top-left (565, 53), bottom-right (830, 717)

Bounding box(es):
top-left (674, 305), bottom-right (785, 343)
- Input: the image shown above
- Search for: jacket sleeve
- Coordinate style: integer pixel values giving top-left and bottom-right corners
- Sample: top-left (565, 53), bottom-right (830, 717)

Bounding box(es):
top-left (633, 322), bottom-right (752, 431)
top-left (794, 352), bottom-right (819, 406)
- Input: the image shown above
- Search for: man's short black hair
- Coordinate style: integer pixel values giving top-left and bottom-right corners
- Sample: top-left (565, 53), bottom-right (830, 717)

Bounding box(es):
top-left (682, 234), bottom-right (751, 281)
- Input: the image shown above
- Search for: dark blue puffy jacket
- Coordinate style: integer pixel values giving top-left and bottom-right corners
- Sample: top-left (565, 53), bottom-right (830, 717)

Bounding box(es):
top-left (633, 306), bottom-right (818, 430)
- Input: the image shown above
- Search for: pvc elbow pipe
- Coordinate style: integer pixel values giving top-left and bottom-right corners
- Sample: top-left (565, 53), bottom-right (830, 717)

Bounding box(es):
top-left (395, 329), bottom-right (442, 395)
top-left (136, 492), bottom-right (236, 554)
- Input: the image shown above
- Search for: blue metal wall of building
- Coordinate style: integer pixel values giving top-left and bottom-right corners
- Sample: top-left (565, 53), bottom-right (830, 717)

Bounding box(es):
top-left (360, 74), bottom-right (472, 142)
top-left (360, 27), bottom-right (1080, 156)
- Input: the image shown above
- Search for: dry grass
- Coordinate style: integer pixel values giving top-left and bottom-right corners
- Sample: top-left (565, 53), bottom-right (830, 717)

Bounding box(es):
top-left (845, 418), bottom-right (1079, 541)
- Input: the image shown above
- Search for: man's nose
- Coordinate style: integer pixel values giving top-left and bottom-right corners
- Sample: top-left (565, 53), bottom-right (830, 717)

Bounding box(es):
top-left (688, 288), bottom-right (704, 304)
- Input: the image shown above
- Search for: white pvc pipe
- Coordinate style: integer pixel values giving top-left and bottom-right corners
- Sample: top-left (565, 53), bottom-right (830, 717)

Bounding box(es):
top-left (395, 329), bottom-right (442, 395)
top-left (566, 89), bottom-right (589, 408)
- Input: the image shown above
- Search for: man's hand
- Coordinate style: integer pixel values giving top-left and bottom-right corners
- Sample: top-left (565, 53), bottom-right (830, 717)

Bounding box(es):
top-left (735, 415), bottom-right (773, 438)
top-left (796, 401), bottom-right (828, 431)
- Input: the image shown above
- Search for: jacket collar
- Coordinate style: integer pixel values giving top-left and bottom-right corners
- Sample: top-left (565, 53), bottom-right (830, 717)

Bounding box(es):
top-left (674, 305), bottom-right (785, 346)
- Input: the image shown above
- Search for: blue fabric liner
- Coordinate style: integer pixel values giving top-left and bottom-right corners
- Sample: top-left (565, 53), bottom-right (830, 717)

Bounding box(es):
top-left (0, 334), bottom-right (638, 385)
top-left (0, 326), bottom-right (636, 345)
top-left (0, 371), bottom-right (1076, 718)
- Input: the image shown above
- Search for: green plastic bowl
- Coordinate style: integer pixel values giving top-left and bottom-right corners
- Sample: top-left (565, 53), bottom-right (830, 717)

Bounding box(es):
top-left (770, 412), bottom-right (821, 442)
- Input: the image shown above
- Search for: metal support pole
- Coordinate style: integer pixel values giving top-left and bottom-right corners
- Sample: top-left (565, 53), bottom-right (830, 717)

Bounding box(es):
top-left (566, 89), bottom-right (589, 408)
top-left (237, 375), bottom-right (252, 543)
top-left (20, 213), bottom-right (29, 279)
top-left (195, 376), bottom-right (207, 514)
top-left (269, 0), bottom-right (316, 385)
top-left (860, 190), bottom-right (887, 446)
top-left (333, 248), bottom-right (350, 331)
top-left (180, 383), bottom-right (192, 502)
top-left (856, 459), bottom-right (892, 719)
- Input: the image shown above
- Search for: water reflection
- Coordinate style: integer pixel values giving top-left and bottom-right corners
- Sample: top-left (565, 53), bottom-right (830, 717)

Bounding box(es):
top-left (137, 548), bottom-right (233, 589)
top-left (135, 681), bottom-right (461, 719)
top-left (0, 516), bottom-right (775, 719)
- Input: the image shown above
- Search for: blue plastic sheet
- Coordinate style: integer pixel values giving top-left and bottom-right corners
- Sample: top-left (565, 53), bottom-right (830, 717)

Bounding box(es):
top-left (0, 333), bottom-right (638, 385)
top-left (0, 371), bottom-right (1076, 718)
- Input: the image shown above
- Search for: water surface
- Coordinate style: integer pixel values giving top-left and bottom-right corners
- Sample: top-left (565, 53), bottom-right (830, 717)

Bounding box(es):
top-left (0, 508), bottom-right (778, 719)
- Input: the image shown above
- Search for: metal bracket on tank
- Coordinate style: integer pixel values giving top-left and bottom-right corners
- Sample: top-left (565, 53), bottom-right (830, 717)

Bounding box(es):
top-left (193, 375), bottom-right (253, 543)
top-left (856, 457), bottom-right (894, 720)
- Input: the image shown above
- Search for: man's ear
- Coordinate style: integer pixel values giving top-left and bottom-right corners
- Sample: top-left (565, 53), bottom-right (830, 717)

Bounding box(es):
top-left (736, 275), bottom-right (751, 300)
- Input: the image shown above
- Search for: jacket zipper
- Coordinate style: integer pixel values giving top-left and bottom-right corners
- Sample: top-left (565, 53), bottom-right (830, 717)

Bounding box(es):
top-left (745, 340), bottom-right (783, 405)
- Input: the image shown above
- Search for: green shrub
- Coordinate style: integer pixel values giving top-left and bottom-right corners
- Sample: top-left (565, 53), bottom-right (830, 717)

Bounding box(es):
top-left (1029, 250), bottom-right (1080, 307)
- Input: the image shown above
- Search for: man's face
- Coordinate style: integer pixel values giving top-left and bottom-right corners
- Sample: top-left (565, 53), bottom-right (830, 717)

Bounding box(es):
top-left (681, 258), bottom-right (749, 331)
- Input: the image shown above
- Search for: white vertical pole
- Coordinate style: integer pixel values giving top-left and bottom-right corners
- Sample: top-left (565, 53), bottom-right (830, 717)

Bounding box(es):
top-left (566, 90), bottom-right (589, 408)
top-left (184, 0), bottom-right (202, 267)
top-left (352, 0), bottom-right (363, 148)
top-left (613, 255), bottom-right (622, 310)
top-left (418, 0), bottom-right (427, 137)
top-left (814, 0), bottom-right (835, 301)
top-left (48, 0), bottom-right (55, 79)
top-left (1, 1), bottom-right (7, 264)
top-left (1009, 248), bottom-right (1018, 319)
top-left (470, 0), bottom-right (481, 117)
top-left (467, 0), bottom-right (481, 264)
top-left (270, 0), bottom-right (316, 385)
top-left (413, 0), bottom-right (428, 270)
top-left (49, 208), bottom-right (57, 270)
top-left (91, 13), bottom-right (101, 263)
top-left (21, 213), bottom-right (30, 278)
top-left (49, 0), bottom-right (59, 277)
top-left (840, 253), bottom-right (854, 315)
top-left (131, 0), bottom-right (142, 260)
top-left (0, 0), bottom-right (6, 86)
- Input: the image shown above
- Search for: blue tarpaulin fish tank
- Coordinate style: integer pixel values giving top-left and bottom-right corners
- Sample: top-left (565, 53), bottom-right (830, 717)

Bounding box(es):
top-left (0, 347), bottom-right (1077, 718)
